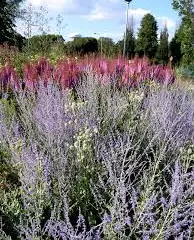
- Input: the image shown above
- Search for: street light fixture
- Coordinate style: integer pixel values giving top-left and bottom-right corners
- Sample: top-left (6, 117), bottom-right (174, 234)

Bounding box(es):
top-left (94, 33), bottom-right (103, 57)
top-left (123, 0), bottom-right (132, 58)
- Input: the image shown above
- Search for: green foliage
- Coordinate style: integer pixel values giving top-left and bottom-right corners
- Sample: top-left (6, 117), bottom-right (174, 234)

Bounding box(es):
top-left (68, 126), bottom-right (103, 226)
top-left (12, 32), bottom-right (26, 51)
top-left (114, 41), bottom-right (122, 56)
top-left (136, 14), bottom-right (158, 59)
top-left (169, 29), bottom-right (183, 66)
top-left (180, 23), bottom-right (194, 65)
top-left (172, 0), bottom-right (194, 65)
top-left (0, 132), bottom-right (20, 206)
top-left (66, 37), bottom-right (98, 56)
top-left (23, 34), bottom-right (66, 56)
top-left (176, 17), bottom-right (194, 66)
top-left (0, 98), bottom-right (16, 125)
top-left (125, 27), bottom-right (136, 59)
top-left (0, 0), bottom-right (24, 46)
top-left (98, 37), bottom-right (116, 57)
top-left (119, 27), bottom-right (136, 59)
top-left (175, 64), bottom-right (194, 79)
top-left (0, 189), bottom-right (22, 239)
top-left (156, 25), bottom-right (169, 65)
top-left (0, 44), bottom-right (18, 66)
top-left (172, 0), bottom-right (193, 18)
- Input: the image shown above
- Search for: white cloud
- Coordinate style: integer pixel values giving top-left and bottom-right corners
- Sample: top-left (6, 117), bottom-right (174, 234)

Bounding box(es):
top-left (28, 0), bottom-right (150, 25)
top-left (128, 8), bottom-right (150, 18)
top-left (18, 0), bottom-right (177, 42)
top-left (156, 16), bottom-right (177, 40)
top-left (85, 6), bottom-right (150, 23)
top-left (157, 16), bottom-right (176, 30)
top-left (68, 32), bottom-right (82, 38)
top-left (101, 32), bottom-right (123, 42)
top-left (29, 0), bottom-right (67, 9)
top-left (28, 0), bottom-right (95, 14)
top-left (27, 0), bottom-right (176, 33)
top-left (108, 0), bottom-right (120, 3)
top-left (86, 7), bottom-right (107, 20)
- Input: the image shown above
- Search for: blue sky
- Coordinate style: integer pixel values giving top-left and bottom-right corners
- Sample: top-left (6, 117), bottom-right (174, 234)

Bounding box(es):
top-left (16, 0), bottom-right (181, 42)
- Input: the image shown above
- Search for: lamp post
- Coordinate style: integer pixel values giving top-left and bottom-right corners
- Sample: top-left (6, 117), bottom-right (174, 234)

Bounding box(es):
top-left (123, 0), bottom-right (132, 58)
top-left (94, 33), bottom-right (103, 56)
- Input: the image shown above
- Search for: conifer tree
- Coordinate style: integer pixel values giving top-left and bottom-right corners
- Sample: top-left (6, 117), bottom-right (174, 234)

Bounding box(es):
top-left (117, 17), bottom-right (136, 59)
top-left (169, 29), bottom-right (182, 66)
top-left (156, 24), bottom-right (169, 64)
top-left (136, 13), bottom-right (158, 59)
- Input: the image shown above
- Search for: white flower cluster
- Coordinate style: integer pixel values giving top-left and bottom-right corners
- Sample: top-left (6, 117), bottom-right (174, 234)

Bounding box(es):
top-left (64, 100), bottom-right (88, 112)
top-left (149, 80), bottom-right (160, 89)
top-left (128, 91), bottom-right (144, 103)
top-left (64, 100), bottom-right (90, 127)
top-left (68, 126), bottom-right (98, 163)
top-left (10, 139), bottom-right (25, 154)
top-left (180, 142), bottom-right (194, 160)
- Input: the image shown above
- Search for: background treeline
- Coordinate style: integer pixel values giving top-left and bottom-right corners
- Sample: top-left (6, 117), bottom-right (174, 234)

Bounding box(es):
top-left (0, 0), bottom-right (193, 67)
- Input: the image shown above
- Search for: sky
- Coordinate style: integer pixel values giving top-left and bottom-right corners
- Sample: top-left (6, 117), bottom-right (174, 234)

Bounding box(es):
top-left (16, 0), bottom-right (181, 42)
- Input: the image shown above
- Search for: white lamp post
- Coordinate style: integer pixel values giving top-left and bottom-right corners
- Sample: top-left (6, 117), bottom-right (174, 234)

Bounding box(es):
top-left (94, 33), bottom-right (103, 56)
top-left (123, 0), bottom-right (132, 58)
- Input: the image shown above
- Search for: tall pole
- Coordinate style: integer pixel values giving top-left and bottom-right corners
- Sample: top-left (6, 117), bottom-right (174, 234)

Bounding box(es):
top-left (94, 33), bottom-right (103, 57)
top-left (27, 3), bottom-right (32, 49)
top-left (100, 37), bottom-right (103, 56)
top-left (123, 0), bottom-right (132, 58)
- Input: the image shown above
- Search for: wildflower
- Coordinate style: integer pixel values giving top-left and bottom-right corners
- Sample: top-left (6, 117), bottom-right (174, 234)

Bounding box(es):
top-left (170, 161), bottom-right (183, 205)
top-left (103, 213), bottom-right (112, 223)
top-left (187, 148), bottom-right (192, 155)
top-left (125, 217), bottom-right (131, 226)
top-left (114, 224), bottom-right (121, 232)
top-left (93, 128), bottom-right (98, 134)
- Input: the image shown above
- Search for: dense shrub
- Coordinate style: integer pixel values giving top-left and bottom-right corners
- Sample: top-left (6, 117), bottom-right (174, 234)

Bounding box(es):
top-left (66, 37), bottom-right (98, 56)
top-left (0, 73), bottom-right (193, 239)
top-left (23, 34), bottom-right (66, 56)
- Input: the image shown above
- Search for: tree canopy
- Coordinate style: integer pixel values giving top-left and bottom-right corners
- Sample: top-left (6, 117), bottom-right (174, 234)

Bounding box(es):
top-left (66, 37), bottom-right (98, 56)
top-left (0, 0), bottom-right (24, 45)
top-left (136, 14), bottom-right (158, 59)
top-left (169, 27), bottom-right (183, 66)
top-left (97, 37), bottom-right (116, 57)
top-left (156, 25), bottom-right (169, 65)
top-left (172, 0), bottom-right (194, 64)
top-left (24, 34), bottom-right (65, 56)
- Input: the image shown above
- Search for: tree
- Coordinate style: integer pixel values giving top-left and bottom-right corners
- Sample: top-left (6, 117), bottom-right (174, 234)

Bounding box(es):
top-left (97, 37), bottom-right (116, 57)
top-left (116, 29), bottom-right (136, 59)
top-left (24, 34), bottom-right (65, 56)
top-left (115, 40), bottom-right (123, 56)
top-left (172, 0), bottom-right (193, 18)
top-left (116, 16), bottom-right (136, 58)
top-left (172, 0), bottom-right (194, 65)
top-left (122, 22), bottom-right (136, 59)
top-left (180, 22), bottom-right (194, 64)
top-left (0, 0), bottom-right (24, 45)
top-left (156, 24), bottom-right (169, 64)
top-left (125, 26), bottom-right (136, 59)
top-left (66, 37), bottom-right (98, 56)
top-left (136, 13), bottom-right (158, 59)
top-left (169, 29), bottom-right (182, 66)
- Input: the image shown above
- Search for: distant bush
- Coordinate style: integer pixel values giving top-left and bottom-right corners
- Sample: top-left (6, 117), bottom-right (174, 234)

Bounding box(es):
top-left (176, 64), bottom-right (194, 79)
top-left (24, 34), bottom-right (66, 56)
top-left (66, 37), bottom-right (98, 56)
